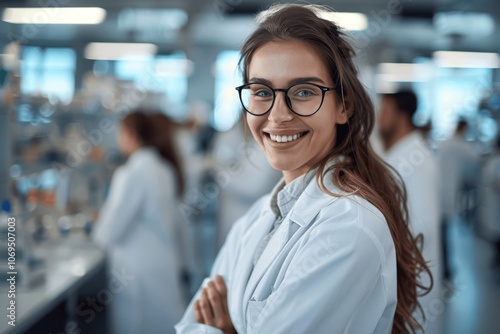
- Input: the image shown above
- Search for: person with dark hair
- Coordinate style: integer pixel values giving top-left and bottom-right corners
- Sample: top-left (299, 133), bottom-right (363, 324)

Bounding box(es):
top-left (147, 113), bottom-right (185, 196)
top-left (379, 90), bottom-right (418, 151)
top-left (93, 111), bottom-right (186, 334)
top-left (379, 90), bottom-right (442, 333)
top-left (176, 4), bottom-right (431, 334)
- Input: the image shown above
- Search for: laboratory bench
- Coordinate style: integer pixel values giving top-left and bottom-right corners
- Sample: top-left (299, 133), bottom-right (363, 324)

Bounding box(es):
top-left (0, 238), bottom-right (108, 334)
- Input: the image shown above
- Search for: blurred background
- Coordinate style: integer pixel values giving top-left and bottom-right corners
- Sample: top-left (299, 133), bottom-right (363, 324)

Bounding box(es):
top-left (0, 0), bottom-right (499, 333)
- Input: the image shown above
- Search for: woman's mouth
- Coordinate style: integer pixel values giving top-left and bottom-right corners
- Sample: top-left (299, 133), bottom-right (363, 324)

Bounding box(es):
top-left (267, 131), bottom-right (308, 143)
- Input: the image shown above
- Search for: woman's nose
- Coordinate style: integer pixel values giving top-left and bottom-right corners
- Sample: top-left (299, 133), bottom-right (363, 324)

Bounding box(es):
top-left (267, 92), bottom-right (294, 124)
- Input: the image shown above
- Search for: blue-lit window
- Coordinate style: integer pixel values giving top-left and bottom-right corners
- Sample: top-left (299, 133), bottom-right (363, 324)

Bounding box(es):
top-left (21, 47), bottom-right (76, 104)
top-left (114, 52), bottom-right (189, 118)
top-left (411, 58), bottom-right (433, 128)
top-left (213, 50), bottom-right (242, 132)
top-left (431, 68), bottom-right (492, 139)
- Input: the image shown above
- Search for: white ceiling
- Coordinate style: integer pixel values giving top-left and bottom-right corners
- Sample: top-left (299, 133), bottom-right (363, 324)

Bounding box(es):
top-left (1, 0), bottom-right (499, 61)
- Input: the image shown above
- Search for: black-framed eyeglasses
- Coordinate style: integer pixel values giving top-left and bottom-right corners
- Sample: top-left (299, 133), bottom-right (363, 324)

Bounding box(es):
top-left (235, 82), bottom-right (335, 117)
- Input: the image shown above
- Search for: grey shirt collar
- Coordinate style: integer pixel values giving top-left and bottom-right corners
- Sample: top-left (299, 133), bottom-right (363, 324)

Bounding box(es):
top-left (269, 170), bottom-right (317, 218)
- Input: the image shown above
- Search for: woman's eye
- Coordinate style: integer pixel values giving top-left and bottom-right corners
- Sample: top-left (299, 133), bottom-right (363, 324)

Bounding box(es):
top-left (254, 90), bottom-right (272, 98)
top-left (295, 90), bottom-right (314, 98)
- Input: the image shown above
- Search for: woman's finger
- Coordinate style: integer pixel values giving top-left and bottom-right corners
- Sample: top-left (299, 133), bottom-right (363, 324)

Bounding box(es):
top-left (214, 276), bottom-right (227, 296)
top-left (214, 275), bottom-right (230, 314)
top-left (199, 288), bottom-right (215, 326)
top-left (206, 281), bottom-right (225, 319)
top-left (194, 300), bottom-right (204, 324)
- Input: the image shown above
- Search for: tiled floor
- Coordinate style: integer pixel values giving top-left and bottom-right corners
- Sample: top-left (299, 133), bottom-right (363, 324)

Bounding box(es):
top-left (443, 220), bottom-right (500, 334)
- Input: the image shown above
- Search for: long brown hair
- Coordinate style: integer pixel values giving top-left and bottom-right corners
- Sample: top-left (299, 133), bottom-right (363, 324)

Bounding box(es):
top-left (122, 111), bottom-right (185, 197)
top-left (239, 4), bottom-right (432, 333)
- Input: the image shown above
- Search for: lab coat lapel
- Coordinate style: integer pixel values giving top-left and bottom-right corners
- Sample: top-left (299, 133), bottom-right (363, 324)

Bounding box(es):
top-left (244, 215), bottom-right (291, 303)
top-left (232, 208), bottom-right (275, 328)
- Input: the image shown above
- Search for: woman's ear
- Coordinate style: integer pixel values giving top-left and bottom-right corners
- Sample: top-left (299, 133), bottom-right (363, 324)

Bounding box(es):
top-left (335, 100), bottom-right (349, 125)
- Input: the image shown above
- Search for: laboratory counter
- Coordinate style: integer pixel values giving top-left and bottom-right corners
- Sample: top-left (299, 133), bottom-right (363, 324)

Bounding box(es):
top-left (1, 239), bottom-right (108, 334)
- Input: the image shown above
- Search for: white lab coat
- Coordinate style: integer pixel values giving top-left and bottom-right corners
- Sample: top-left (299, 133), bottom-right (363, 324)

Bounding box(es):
top-left (384, 131), bottom-right (443, 333)
top-left (176, 168), bottom-right (397, 334)
top-left (480, 154), bottom-right (500, 239)
top-left (438, 134), bottom-right (481, 219)
top-left (93, 147), bottom-right (186, 334)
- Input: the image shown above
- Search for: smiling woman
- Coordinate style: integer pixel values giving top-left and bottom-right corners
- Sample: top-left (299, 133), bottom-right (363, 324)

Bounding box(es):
top-left (242, 39), bottom-right (347, 183)
top-left (175, 4), bottom-right (432, 334)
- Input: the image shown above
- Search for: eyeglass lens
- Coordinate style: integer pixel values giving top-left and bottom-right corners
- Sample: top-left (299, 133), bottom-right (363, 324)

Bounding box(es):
top-left (239, 83), bottom-right (325, 116)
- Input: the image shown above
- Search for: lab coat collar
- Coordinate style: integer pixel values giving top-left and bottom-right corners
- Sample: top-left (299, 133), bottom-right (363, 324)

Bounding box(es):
top-left (128, 147), bottom-right (159, 165)
top-left (385, 130), bottom-right (425, 160)
top-left (268, 179), bottom-right (286, 217)
top-left (261, 161), bottom-right (346, 228)
top-left (288, 171), bottom-right (345, 227)
top-left (269, 169), bottom-right (317, 218)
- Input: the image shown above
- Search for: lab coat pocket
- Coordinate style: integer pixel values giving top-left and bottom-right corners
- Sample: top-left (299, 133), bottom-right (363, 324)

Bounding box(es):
top-left (246, 298), bottom-right (268, 331)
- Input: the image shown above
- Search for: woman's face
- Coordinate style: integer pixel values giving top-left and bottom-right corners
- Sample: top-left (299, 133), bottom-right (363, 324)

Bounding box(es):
top-left (117, 125), bottom-right (140, 156)
top-left (246, 40), bottom-right (347, 183)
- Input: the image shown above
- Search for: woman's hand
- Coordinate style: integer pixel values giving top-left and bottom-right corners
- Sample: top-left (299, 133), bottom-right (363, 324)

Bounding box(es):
top-left (194, 275), bottom-right (237, 334)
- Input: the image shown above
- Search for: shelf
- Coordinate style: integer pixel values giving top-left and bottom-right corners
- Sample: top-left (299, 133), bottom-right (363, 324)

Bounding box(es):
top-left (10, 161), bottom-right (104, 178)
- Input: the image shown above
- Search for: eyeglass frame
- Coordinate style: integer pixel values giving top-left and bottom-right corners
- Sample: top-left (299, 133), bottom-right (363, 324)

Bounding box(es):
top-left (235, 82), bottom-right (336, 117)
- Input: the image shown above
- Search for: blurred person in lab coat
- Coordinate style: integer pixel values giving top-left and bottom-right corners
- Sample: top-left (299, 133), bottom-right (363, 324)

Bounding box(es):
top-left (93, 111), bottom-right (186, 334)
top-left (439, 120), bottom-right (481, 222)
top-left (379, 90), bottom-right (442, 333)
top-left (176, 5), bottom-right (432, 334)
top-left (438, 119), bottom-right (481, 279)
top-left (211, 121), bottom-right (282, 249)
top-left (480, 136), bottom-right (500, 268)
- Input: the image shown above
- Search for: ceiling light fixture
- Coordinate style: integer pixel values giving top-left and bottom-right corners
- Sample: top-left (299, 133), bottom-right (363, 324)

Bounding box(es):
top-left (317, 12), bottom-right (368, 31)
top-left (84, 43), bottom-right (158, 61)
top-left (377, 63), bottom-right (433, 82)
top-left (433, 51), bottom-right (500, 68)
top-left (2, 7), bottom-right (106, 25)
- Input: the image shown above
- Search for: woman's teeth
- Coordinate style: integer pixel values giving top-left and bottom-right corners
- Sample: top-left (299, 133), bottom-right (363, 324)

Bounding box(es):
top-left (269, 132), bottom-right (304, 143)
